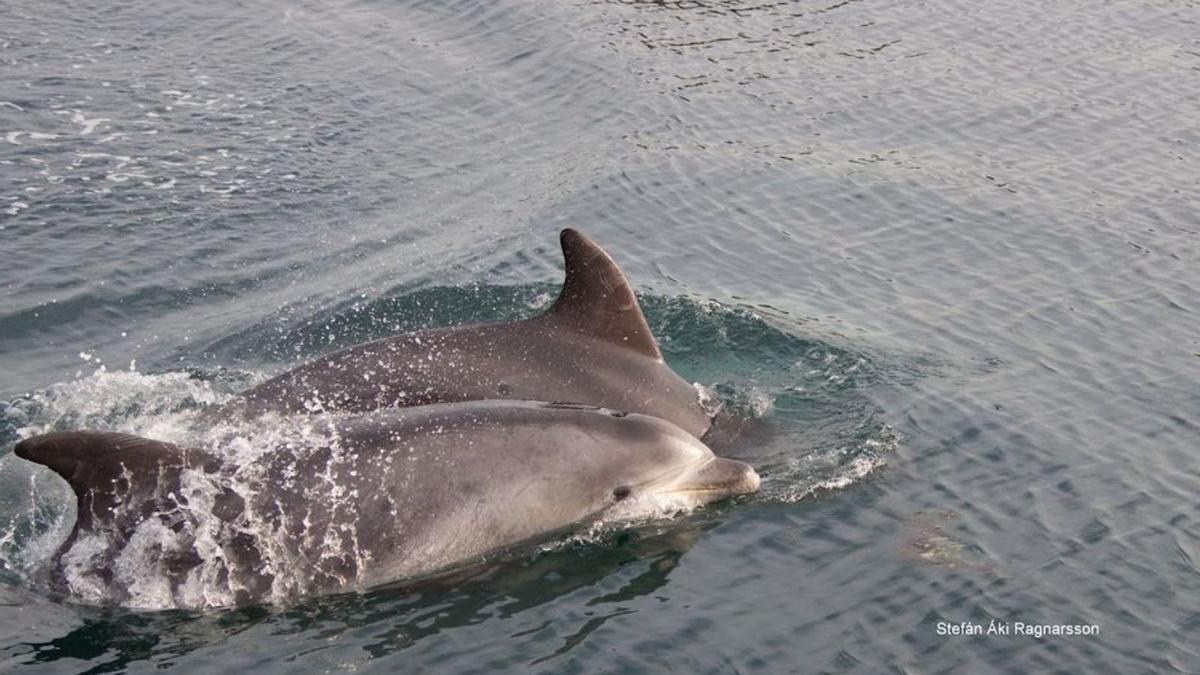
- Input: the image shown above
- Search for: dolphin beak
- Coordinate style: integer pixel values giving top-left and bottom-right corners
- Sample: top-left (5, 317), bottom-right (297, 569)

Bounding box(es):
top-left (670, 457), bottom-right (761, 499)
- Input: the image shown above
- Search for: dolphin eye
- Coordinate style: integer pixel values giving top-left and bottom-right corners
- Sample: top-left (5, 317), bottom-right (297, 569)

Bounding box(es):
top-left (612, 485), bottom-right (632, 501)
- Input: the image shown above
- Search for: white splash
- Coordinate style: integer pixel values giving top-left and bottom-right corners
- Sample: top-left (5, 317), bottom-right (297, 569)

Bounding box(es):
top-left (775, 425), bottom-right (900, 503)
top-left (542, 492), bottom-right (708, 552)
top-left (70, 111), bottom-right (111, 136)
top-left (11, 368), bottom-right (231, 443)
top-left (2, 366), bottom-right (373, 609)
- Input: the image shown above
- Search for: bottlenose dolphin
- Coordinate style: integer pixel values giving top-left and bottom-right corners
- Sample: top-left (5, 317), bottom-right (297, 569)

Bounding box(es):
top-left (15, 400), bottom-right (758, 608)
top-left (229, 229), bottom-right (715, 439)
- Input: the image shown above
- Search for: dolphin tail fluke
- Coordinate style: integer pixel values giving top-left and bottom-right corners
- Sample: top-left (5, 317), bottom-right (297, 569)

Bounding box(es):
top-left (14, 431), bottom-right (208, 531)
top-left (547, 228), bottom-right (662, 360)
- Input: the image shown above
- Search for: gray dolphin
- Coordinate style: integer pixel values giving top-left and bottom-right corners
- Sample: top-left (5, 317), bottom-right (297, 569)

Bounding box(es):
top-left (15, 400), bottom-right (758, 608)
top-left (229, 229), bottom-right (715, 439)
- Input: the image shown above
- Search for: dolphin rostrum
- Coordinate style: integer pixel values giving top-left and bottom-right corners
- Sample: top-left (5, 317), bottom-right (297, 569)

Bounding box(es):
top-left (15, 400), bottom-right (759, 609)
top-left (229, 229), bottom-right (715, 439)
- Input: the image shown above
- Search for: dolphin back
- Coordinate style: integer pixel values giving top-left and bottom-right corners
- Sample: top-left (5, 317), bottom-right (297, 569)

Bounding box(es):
top-left (230, 228), bottom-right (712, 437)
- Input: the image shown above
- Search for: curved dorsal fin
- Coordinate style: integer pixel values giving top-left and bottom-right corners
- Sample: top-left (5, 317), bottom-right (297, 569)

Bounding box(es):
top-left (545, 228), bottom-right (662, 360)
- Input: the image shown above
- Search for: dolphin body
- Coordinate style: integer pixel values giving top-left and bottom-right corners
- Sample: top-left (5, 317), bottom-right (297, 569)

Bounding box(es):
top-left (15, 400), bottom-right (759, 608)
top-left (229, 229), bottom-right (715, 440)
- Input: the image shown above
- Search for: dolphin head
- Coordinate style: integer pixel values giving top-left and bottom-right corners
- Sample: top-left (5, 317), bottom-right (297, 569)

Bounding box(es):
top-left (609, 433), bottom-right (761, 511)
top-left (541, 403), bottom-right (760, 518)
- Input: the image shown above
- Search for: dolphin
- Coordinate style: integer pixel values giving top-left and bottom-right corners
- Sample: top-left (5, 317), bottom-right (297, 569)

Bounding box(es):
top-left (15, 400), bottom-right (759, 608)
top-left (228, 229), bottom-right (715, 440)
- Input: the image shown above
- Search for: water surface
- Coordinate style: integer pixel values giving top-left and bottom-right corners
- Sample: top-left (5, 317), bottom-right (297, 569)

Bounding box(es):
top-left (1, 0), bottom-right (1198, 671)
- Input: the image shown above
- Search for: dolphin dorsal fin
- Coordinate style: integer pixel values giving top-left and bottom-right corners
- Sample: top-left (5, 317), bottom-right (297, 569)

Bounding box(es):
top-left (15, 431), bottom-right (206, 531)
top-left (545, 228), bottom-right (662, 360)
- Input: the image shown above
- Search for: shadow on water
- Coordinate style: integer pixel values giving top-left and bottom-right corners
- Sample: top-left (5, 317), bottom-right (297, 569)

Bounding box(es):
top-left (5, 603), bottom-right (274, 673)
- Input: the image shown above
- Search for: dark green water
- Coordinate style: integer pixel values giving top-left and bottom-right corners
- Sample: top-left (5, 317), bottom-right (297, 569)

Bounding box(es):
top-left (1, 0), bottom-right (1197, 671)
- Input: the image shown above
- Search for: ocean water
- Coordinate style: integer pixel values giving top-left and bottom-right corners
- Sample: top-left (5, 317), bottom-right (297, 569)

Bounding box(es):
top-left (1, 0), bottom-right (1197, 671)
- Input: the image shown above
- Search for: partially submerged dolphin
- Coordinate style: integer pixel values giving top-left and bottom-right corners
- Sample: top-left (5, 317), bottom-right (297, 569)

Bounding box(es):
top-left (230, 229), bottom-right (715, 439)
top-left (15, 400), bottom-right (758, 608)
